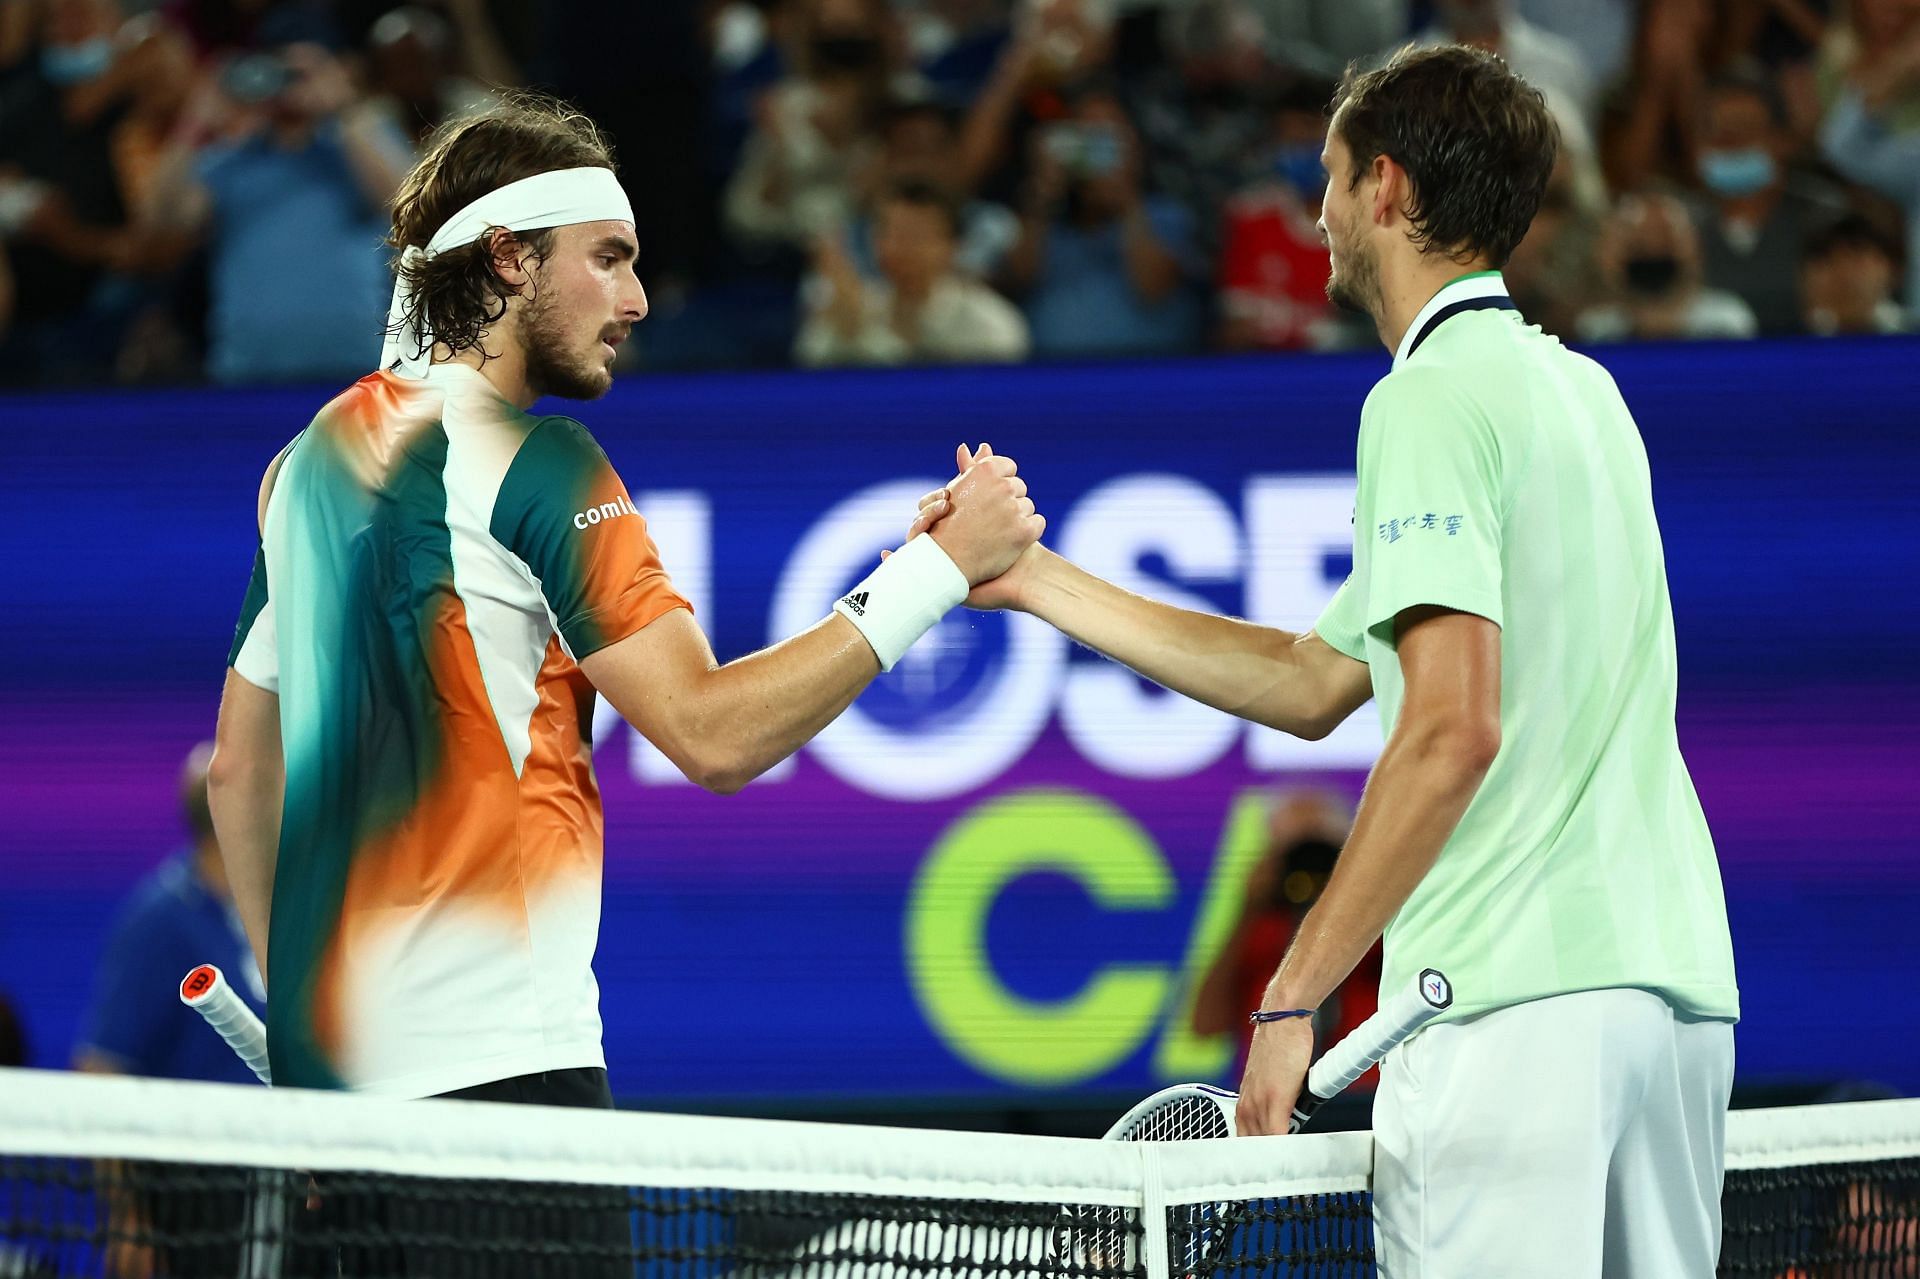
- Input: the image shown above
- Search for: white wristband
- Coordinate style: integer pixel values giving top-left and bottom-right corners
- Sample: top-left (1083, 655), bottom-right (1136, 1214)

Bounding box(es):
top-left (834, 534), bottom-right (970, 671)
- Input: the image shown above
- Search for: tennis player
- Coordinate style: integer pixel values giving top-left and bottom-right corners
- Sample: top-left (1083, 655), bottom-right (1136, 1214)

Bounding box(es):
top-left (915, 46), bottom-right (1738, 1276)
top-left (205, 93), bottom-right (1042, 1106)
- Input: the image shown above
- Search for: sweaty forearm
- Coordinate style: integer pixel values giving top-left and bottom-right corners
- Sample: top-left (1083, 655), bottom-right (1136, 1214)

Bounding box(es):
top-left (1022, 548), bottom-right (1341, 737)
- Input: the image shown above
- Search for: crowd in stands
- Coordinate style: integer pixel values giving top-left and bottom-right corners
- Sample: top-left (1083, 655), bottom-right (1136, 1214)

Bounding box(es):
top-left (1, 0), bottom-right (1915, 386)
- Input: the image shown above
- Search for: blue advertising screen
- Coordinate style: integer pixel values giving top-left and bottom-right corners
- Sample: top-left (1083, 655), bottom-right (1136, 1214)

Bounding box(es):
top-left (2, 337), bottom-right (1916, 1102)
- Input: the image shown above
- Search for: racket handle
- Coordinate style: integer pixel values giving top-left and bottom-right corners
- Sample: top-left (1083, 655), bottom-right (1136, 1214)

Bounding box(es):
top-left (179, 964), bottom-right (271, 1084)
top-left (1287, 968), bottom-right (1453, 1134)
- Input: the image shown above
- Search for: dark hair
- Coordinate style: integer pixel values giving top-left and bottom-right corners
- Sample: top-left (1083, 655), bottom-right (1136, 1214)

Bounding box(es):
top-left (387, 92), bottom-right (618, 361)
top-left (1707, 61), bottom-right (1789, 131)
top-left (881, 177), bottom-right (961, 237)
top-left (1330, 44), bottom-right (1558, 267)
top-left (1803, 212), bottom-right (1899, 263)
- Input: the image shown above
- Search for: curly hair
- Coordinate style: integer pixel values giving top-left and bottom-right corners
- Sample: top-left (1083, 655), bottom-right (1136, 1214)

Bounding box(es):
top-left (387, 92), bottom-right (617, 361)
top-left (1331, 44), bottom-right (1558, 268)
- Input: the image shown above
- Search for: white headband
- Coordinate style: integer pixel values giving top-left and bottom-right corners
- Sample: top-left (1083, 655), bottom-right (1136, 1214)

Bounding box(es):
top-left (380, 166), bottom-right (635, 378)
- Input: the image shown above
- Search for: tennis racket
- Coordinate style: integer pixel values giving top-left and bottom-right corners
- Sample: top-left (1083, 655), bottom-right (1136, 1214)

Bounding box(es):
top-left (180, 963), bottom-right (271, 1084)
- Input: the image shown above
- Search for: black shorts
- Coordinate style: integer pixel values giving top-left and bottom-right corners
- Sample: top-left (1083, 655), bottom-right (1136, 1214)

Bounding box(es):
top-left (288, 1067), bottom-right (630, 1279)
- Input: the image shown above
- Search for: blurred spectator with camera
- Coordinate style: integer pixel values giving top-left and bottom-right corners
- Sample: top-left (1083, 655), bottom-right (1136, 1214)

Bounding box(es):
top-left (1190, 789), bottom-right (1382, 1082)
top-left (1819, 0), bottom-right (1920, 325)
top-left (798, 177), bottom-right (1028, 365)
top-left (1214, 75), bottom-right (1343, 352)
top-left (73, 743), bottom-right (265, 1084)
top-left (1003, 88), bottom-right (1203, 358)
top-left (1692, 64), bottom-right (1844, 334)
top-left (1127, 0), bottom-right (1273, 258)
top-left (725, 0), bottom-right (901, 258)
top-left (958, 0), bottom-right (1116, 204)
top-left (136, 32), bottom-right (411, 384)
top-left (1578, 190), bottom-right (1760, 342)
top-left (1800, 212), bottom-right (1909, 334)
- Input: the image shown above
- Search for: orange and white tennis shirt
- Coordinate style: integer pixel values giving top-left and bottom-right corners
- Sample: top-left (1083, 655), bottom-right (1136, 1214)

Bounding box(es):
top-left (228, 362), bottom-right (688, 1096)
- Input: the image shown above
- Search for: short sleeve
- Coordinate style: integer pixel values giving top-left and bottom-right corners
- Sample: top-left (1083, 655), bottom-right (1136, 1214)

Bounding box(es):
top-left (75, 896), bottom-right (181, 1073)
top-left (490, 417), bottom-right (692, 660)
top-left (227, 543), bottom-right (279, 693)
top-left (1312, 577), bottom-right (1368, 662)
top-left (1354, 371), bottom-right (1506, 640)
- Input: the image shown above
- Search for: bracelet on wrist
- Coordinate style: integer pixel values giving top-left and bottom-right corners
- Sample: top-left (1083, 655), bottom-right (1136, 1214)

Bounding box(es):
top-left (1248, 1007), bottom-right (1314, 1026)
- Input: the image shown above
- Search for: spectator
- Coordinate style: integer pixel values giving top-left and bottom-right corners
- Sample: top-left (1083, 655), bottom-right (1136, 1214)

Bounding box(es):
top-left (1578, 190), bottom-right (1760, 342)
top-left (848, 95), bottom-right (1019, 279)
top-left (1215, 76), bottom-right (1343, 351)
top-left (1515, 0), bottom-right (1634, 93)
top-left (1249, 0), bottom-right (1409, 82)
top-left (1003, 89), bottom-right (1204, 357)
top-left (364, 5), bottom-right (497, 149)
top-left (74, 742), bottom-right (266, 1084)
top-left (958, 0), bottom-right (1117, 203)
top-left (1414, 0), bottom-right (1598, 132)
top-left (1189, 790), bottom-right (1382, 1084)
top-left (1692, 64), bottom-right (1844, 334)
top-left (1503, 143), bottom-right (1608, 339)
top-left (905, 0), bottom-right (1015, 103)
top-left (798, 177), bottom-right (1028, 365)
top-left (1606, 0), bottom-right (1714, 193)
top-left (1127, 0), bottom-right (1274, 256)
top-left (1801, 212), bottom-right (1908, 333)
top-left (1819, 13), bottom-right (1920, 323)
top-left (138, 40), bottom-right (412, 384)
top-left (724, 0), bottom-right (899, 255)
top-left (1818, 0), bottom-right (1920, 131)
top-left (0, 0), bottom-right (146, 383)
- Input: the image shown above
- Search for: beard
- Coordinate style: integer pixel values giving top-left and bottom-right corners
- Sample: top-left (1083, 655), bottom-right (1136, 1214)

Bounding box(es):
top-left (521, 285), bottom-right (615, 402)
top-left (1325, 220), bottom-right (1382, 321)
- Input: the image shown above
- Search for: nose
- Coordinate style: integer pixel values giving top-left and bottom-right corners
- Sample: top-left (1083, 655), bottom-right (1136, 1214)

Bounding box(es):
top-left (625, 271), bottom-right (648, 324)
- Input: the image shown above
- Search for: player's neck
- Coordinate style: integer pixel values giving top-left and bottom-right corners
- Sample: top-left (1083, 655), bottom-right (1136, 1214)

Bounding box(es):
top-left (1374, 253), bottom-right (1497, 355)
top-left (441, 331), bottom-right (538, 411)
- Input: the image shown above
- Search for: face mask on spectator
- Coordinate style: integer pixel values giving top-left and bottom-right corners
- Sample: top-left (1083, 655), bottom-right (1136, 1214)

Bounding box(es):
top-left (42, 37), bottom-right (114, 85)
top-left (1698, 148), bottom-right (1776, 199)
top-left (1623, 255), bottom-right (1682, 297)
top-left (1273, 143), bottom-right (1323, 195)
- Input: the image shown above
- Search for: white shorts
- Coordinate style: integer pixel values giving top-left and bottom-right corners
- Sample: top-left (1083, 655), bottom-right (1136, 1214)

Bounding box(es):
top-left (1373, 987), bottom-right (1735, 1279)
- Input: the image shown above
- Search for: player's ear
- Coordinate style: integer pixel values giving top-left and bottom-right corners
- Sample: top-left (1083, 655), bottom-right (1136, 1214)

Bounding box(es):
top-left (490, 228), bottom-right (535, 292)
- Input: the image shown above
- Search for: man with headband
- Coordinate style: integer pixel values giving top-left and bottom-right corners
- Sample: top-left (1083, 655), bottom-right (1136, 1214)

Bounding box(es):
top-left (205, 94), bottom-right (1042, 1111)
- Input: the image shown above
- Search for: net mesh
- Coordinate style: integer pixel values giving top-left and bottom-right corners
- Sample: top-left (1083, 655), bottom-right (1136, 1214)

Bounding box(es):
top-left (1, 1070), bottom-right (1916, 1279)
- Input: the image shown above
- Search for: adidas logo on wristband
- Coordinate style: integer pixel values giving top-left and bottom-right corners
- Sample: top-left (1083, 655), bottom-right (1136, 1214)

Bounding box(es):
top-left (841, 590), bottom-right (870, 616)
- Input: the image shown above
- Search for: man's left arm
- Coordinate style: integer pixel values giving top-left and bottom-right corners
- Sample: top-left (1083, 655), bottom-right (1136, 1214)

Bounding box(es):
top-left (1234, 605), bottom-right (1500, 1133)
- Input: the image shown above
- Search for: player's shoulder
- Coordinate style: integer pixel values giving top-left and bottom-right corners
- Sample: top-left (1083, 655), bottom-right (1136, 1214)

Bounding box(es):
top-left (1361, 361), bottom-right (1486, 433)
top-left (503, 413), bottom-right (614, 487)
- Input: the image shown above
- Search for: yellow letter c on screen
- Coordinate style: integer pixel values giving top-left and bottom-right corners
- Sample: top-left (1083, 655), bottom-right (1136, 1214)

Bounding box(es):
top-left (906, 789), bottom-right (1174, 1086)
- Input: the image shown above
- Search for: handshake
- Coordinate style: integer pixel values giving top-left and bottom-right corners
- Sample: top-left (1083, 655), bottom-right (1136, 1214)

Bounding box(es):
top-left (891, 442), bottom-right (1049, 613)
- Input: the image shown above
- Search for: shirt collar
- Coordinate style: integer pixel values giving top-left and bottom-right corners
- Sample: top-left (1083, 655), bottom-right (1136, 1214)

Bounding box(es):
top-left (1392, 270), bottom-right (1513, 371)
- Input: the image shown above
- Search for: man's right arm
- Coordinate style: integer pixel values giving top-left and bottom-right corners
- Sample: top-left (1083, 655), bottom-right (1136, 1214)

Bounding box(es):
top-left (504, 430), bottom-right (1040, 793)
top-left (208, 669), bottom-right (282, 980)
top-left (1026, 549), bottom-right (1370, 738)
top-left (929, 541), bottom-right (1372, 740)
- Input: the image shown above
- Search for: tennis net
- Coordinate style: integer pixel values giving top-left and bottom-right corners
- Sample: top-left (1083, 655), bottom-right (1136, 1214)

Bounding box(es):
top-left (0, 1068), bottom-right (1914, 1278)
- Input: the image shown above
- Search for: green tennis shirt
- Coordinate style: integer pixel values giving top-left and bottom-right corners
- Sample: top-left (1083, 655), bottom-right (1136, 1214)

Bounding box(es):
top-left (1316, 272), bottom-right (1739, 1024)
